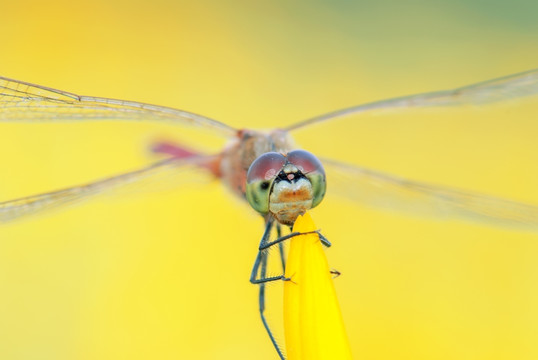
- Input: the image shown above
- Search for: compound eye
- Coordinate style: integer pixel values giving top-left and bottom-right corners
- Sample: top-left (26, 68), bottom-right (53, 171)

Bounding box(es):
top-left (287, 150), bottom-right (325, 176)
top-left (286, 150), bottom-right (326, 208)
top-left (247, 152), bottom-right (287, 184)
top-left (246, 152), bottom-right (286, 214)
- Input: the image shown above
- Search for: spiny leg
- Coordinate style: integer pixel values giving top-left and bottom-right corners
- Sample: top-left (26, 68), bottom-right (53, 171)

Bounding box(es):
top-left (275, 223), bottom-right (325, 278)
top-left (260, 249), bottom-right (286, 359)
top-left (277, 224), bottom-right (286, 274)
top-left (250, 219), bottom-right (284, 285)
top-left (250, 219), bottom-right (286, 360)
top-left (251, 228), bottom-right (332, 285)
top-left (250, 221), bottom-right (333, 360)
top-left (259, 230), bottom-right (331, 252)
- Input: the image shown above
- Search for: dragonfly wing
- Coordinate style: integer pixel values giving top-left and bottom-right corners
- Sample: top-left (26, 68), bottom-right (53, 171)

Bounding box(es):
top-left (0, 76), bottom-right (237, 136)
top-left (0, 157), bottom-right (207, 222)
top-left (323, 158), bottom-right (538, 231)
top-left (287, 68), bottom-right (538, 131)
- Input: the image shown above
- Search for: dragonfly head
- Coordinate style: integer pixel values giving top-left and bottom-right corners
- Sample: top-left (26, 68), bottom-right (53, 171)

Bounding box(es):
top-left (245, 150), bottom-right (326, 225)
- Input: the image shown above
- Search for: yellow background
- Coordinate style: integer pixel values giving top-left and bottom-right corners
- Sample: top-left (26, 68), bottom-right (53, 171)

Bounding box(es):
top-left (1, 1), bottom-right (538, 359)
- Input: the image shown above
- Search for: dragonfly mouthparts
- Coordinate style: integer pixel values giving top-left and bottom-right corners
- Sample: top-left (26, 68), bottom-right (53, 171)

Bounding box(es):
top-left (276, 169), bottom-right (306, 183)
top-left (274, 163), bottom-right (306, 183)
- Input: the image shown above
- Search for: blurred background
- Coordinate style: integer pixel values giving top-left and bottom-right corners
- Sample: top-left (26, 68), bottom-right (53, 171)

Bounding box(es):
top-left (1, 0), bottom-right (538, 359)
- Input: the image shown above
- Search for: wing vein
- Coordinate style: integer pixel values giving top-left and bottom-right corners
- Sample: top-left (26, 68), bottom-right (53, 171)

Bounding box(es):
top-left (287, 68), bottom-right (538, 131)
top-left (0, 76), bottom-right (237, 136)
top-left (323, 158), bottom-right (538, 231)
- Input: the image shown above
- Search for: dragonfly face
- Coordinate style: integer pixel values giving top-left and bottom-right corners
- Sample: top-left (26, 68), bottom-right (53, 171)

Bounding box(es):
top-left (245, 150), bottom-right (326, 225)
top-left (217, 128), bottom-right (326, 225)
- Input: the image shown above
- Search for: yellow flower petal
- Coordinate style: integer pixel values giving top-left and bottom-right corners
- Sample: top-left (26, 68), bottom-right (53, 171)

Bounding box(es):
top-left (284, 212), bottom-right (353, 360)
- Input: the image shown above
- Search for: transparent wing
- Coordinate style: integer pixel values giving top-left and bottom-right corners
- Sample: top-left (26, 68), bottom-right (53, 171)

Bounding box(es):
top-left (323, 158), bottom-right (538, 231)
top-left (0, 76), bottom-right (237, 136)
top-left (287, 68), bottom-right (538, 131)
top-left (0, 157), bottom-right (207, 222)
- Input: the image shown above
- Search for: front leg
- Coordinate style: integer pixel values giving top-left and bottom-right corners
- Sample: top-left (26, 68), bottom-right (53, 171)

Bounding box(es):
top-left (250, 224), bottom-right (331, 285)
top-left (249, 219), bottom-right (333, 360)
top-left (259, 230), bottom-right (331, 252)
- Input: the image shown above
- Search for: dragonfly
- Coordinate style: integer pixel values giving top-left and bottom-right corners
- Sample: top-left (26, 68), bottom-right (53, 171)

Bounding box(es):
top-left (1, 69), bottom-right (538, 359)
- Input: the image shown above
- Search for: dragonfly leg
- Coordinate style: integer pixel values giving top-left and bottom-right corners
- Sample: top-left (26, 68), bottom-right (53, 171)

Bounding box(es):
top-left (249, 220), bottom-right (331, 360)
top-left (318, 232), bottom-right (332, 247)
top-left (250, 219), bottom-right (286, 360)
top-left (250, 219), bottom-right (279, 284)
top-left (251, 228), bottom-right (332, 285)
top-left (259, 230), bottom-right (331, 251)
top-left (277, 225), bottom-right (286, 274)
top-left (259, 255), bottom-right (286, 360)
top-left (330, 269), bottom-right (342, 279)
top-left (251, 228), bottom-right (331, 284)
top-left (250, 224), bottom-right (289, 284)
